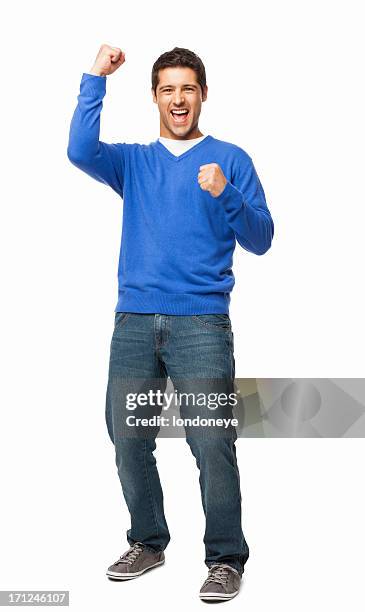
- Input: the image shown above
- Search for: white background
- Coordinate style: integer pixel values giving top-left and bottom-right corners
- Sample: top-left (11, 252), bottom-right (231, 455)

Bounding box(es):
top-left (1, 0), bottom-right (364, 609)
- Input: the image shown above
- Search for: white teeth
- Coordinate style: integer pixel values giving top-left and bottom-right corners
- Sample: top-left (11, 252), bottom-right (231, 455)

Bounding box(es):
top-left (171, 110), bottom-right (188, 114)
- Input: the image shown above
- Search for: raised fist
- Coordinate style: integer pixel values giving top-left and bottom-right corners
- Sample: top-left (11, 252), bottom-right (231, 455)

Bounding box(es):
top-left (198, 163), bottom-right (228, 198)
top-left (89, 44), bottom-right (125, 77)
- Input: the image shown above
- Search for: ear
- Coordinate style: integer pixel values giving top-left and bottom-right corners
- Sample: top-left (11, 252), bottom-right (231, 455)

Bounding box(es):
top-left (202, 85), bottom-right (208, 103)
top-left (151, 88), bottom-right (157, 104)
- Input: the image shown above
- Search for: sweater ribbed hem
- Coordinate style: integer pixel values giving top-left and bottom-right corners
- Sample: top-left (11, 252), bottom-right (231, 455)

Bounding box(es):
top-left (115, 290), bottom-right (230, 315)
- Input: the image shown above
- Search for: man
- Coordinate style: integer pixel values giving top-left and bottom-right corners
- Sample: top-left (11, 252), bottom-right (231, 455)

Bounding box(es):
top-left (67, 44), bottom-right (274, 601)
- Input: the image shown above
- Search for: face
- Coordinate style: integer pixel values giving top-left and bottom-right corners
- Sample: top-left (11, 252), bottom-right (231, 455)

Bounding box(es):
top-left (152, 66), bottom-right (208, 140)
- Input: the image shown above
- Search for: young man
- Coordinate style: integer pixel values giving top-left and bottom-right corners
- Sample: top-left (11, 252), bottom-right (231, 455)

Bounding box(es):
top-left (67, 45), bottom-right (274, 601)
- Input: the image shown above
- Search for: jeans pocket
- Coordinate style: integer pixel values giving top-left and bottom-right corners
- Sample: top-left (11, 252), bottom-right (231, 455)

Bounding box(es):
top-left (191, 314), bottom-right (232, 332)
top-left (114, 312), bottom-right (131, 328)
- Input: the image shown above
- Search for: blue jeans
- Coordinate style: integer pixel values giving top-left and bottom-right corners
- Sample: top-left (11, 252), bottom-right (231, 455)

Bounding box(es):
top-left (105, 313), bottom-right (249, 575)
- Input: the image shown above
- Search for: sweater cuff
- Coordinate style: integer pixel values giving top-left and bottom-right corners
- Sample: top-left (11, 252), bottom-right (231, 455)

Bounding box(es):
top-left (213, 180), bottom-right (244, 209)
top-left (81, 72), bottom-right (107, 96)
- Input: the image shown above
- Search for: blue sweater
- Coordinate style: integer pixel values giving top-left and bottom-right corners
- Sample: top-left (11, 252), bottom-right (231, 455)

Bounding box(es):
top-left (67, 73), bottom-right (274, 315)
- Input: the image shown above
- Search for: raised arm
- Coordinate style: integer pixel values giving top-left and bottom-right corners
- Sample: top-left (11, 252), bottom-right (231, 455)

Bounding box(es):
top-left (219, 156), bottom-right (274, 255)
top-left (199, 153), bottom-right (274, 255)
top-left (67, 44), bottom-right (127, 197)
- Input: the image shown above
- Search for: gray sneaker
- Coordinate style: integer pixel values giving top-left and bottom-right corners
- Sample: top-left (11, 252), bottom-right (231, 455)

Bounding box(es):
top-left (199, 563), bottom-right (242, 601)
top-left (106, 542), bottom-right (165, 580)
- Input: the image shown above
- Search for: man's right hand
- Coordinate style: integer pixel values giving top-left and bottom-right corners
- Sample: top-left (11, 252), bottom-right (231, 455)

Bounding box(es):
top-left (89, 44), bottom-right (125, 77)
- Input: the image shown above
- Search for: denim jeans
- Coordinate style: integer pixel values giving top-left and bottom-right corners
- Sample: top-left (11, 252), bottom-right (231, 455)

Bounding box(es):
top-left (105, 312), bottom-right (249, 575)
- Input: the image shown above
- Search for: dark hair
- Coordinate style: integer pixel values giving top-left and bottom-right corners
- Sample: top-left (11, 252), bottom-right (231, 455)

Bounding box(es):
top-left (151, 47), bottom-right (207, 95)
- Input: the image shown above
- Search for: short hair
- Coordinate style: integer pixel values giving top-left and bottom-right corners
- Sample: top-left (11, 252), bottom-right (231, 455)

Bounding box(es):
top-left (151, 47), bottom-right (207, 95)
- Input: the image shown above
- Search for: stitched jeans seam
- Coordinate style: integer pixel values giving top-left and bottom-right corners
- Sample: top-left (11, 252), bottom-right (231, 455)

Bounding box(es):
top-left (142, 439), bottom-right (159, 539)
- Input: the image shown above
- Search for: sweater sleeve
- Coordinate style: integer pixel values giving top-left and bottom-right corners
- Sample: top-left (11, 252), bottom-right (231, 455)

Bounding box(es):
top-left (67, 73), bottom-right (125, 197)
top-left (214, 153), bottom-right (274, 255)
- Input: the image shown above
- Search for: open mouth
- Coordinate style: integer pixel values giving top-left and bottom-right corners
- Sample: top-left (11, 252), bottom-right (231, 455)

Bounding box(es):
top-left (170, 109), bottom-right (189, 124)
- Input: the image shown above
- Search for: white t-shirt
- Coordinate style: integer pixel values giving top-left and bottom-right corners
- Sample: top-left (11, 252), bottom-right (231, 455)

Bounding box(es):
top-left (158, 135), bottom-right (208, 157)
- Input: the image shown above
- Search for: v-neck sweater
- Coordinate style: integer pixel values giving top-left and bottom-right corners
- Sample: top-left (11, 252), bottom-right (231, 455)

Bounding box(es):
top-left (158, 135), bottom-right (207, 156)
top-left (67, 73), bottom-right (275, 315)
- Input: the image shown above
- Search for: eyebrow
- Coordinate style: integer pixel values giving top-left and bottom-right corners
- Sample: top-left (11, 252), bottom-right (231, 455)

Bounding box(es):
top-left (159, 83), bottom-right (198, 90)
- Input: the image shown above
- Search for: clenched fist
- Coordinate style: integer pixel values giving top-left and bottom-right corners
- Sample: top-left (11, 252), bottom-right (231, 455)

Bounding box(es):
top-left (89, 44), bottom-right (126, 77)
top-left (198, 163), bottom-right (228, 197)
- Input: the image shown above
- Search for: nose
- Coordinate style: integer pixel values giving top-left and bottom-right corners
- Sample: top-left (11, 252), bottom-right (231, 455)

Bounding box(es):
top-left (172, 90), bottom-right (185, 105)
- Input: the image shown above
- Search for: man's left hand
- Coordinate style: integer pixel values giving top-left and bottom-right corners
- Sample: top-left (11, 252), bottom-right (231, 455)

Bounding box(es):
top-left (198, 163), bottom-right (228, 198)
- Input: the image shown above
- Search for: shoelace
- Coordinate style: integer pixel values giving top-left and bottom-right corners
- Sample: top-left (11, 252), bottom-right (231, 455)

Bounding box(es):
top-left (204, 563), bottom-right (233, 586)
top-left (117, 542), bottom-right (144, 566)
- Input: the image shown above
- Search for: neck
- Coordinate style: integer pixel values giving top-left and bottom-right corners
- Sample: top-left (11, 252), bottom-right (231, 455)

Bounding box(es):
top-left (159, 125), bottom-right (204, 140)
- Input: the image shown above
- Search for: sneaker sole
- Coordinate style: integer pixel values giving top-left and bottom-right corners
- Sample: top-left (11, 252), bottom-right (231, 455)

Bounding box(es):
top-left (106, 559), bottom-right (165, 580)
top-left (199, 589), bottom-right (239, 601)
